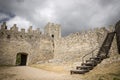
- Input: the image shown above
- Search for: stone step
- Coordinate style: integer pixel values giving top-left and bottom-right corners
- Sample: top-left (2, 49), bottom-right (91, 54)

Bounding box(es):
top-left (86, 59), bottom-right (100, 64)
top-left (90, 56), bottom-right (101, 61)
top-left (86, 59), bottom-right (97, 63)
top-left (86, 61), bottom-right (97, 66)
top-left (98, 55), bottom-right (109, 60)
top-left (81, 62), bottom-right (94, 66)
top-left (76, 65), bottom-right (93, 70)
top-left (70, 69), bottom-right (89, 74)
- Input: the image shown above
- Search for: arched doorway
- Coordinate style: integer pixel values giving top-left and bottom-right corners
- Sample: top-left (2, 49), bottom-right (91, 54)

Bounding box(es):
top-left (16, 53), bottom-right (28, 66)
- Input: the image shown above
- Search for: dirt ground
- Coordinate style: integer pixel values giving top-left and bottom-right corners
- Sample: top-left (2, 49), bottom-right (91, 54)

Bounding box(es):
top-left (0, 66), bottom-right (83, 80)
top-left (0, 62), bottom-right (120, 80)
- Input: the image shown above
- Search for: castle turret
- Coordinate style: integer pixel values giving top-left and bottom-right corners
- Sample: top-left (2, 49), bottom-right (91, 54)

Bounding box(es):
top-left (1, 22), bottom-right (7, 30)
top-left (44, 22), bottom-right (61, 40)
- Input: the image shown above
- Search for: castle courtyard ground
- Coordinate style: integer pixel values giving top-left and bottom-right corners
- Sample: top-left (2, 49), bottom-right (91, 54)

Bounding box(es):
top-left (0, 61), bottom-right (120, 80)
top-left (0, 66), bottom-right (83, 80)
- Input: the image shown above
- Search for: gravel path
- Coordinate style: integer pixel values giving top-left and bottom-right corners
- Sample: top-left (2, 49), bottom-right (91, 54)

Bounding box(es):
top-left (0, 66), bottom-right (83, 80)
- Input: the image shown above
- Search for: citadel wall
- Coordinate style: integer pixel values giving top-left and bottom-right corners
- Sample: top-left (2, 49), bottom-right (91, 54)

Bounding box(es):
top-left (0, 22), bottom-right (54, 65)
top-left (53, 26), bottom-right (118, 63)
top-left (0, 21), bottom-right (119, 65)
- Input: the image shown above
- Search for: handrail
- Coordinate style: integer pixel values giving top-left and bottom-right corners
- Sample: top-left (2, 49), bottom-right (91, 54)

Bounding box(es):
top-left (82, 46), bottom-right (100, 63)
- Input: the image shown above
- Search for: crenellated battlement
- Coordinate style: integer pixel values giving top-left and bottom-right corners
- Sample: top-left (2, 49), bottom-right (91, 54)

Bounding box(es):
top-left (0, 22), bottom-right (45, 41)
top-left (0, 22), bottom-right (55, 65)
top-left (0, 22), bottom-right (42, 33)
top-left (0, 22), bottom-right (61, 41)
top-left (0, 20), bottom-right (119, 66)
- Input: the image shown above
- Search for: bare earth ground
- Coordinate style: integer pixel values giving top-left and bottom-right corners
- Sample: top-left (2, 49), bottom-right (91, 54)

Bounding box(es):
top-left (0, 65), bottom-right (83, 80)
top-left (0, 62), bottom-right (120, 80)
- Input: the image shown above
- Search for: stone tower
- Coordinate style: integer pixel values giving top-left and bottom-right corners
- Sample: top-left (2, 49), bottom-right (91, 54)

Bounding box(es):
top-left (1, 22), bottom-right (7, 30)
top-left (44, 22), bottom-right (61, 40)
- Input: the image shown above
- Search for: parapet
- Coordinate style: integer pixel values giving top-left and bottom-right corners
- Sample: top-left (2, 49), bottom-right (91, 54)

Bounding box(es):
top-left (21, 28), bottom-right (25, 33)
top-left (45, 22), bottom-right (61, 29)
top-left (1, 22), bottom-right (7, 30)
top-left (0, 22), bottom-right (42, 41)
top-left (10, 24), bottom-right (18, 32)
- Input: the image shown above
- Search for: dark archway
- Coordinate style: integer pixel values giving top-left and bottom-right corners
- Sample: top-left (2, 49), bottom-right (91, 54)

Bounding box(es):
top-left (16, 53), bottom-right (28, 66)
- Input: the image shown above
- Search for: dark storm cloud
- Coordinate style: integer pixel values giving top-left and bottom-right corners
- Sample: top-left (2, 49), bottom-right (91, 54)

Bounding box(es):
top-left (0, 0), bottom-right (49, 26)
top-left (53, 0), bottom-right (120, 35)
top-left (0, 0), bottom-right (120, 36)
top-left (0, 9), bottom-right (15, 23)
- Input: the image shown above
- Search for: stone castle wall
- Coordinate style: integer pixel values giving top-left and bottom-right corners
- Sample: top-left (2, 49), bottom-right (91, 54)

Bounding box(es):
top-left (0, 22), bottom-right (54, 65)
top-left (53, 26), bottom-right (118, 63)
top-left (0, 22), bottom-right (118, 65)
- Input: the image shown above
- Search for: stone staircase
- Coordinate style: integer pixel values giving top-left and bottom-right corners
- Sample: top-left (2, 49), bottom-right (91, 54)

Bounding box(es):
top-left (70, 32), bottom-right (115, 74)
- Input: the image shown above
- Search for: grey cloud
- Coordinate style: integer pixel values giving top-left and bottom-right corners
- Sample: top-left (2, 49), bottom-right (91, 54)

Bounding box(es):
top-left (0, 0), bottom-right (120, 36)
top-left (52, 0), bottom-right (120, 35)
top-left (97, 0), bottom-right (120, 25)
top-left (98, 0), bottom-right (119, 7)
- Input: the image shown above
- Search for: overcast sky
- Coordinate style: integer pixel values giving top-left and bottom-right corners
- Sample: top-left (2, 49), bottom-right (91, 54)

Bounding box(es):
top-left (0, 0), bottom-right (120, 36)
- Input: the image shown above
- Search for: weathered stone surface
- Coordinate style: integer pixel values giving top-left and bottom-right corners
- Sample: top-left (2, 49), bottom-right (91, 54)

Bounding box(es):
top-left (0, 21), bottom-right (119, 66)
top-left (53, 26), bottom-right (118, 63)
top-left (0, 22), bottom-right (55, 65)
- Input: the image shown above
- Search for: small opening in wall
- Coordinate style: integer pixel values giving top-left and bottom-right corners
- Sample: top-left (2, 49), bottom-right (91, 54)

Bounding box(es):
top-left (7, 35), bottom-right (10, 39)
top-left (5, 26), bottom-right (7, 29)
top-left (20, 35), bottom-right (23, 38)
top-left (51, 34), bottom-right (54, 38)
